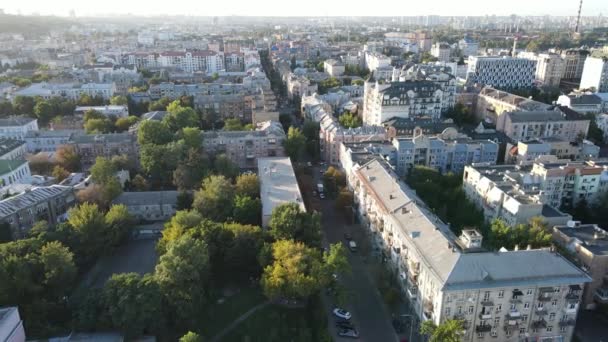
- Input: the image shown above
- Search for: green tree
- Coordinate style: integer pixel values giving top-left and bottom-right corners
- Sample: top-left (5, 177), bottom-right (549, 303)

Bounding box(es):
top-left (114, 116), bottom-right (139, 132)
top-left (140, 141), bottom-right (185, 186)
top-left (284, 127), bottom-right (306, 161)
top-left (213, 154), bottom-right (239, 179)
top-left (105, 204), bottom-right (134, 246)
top-left (13, 96), bottom-right (36, 114)
top-left (261, 240), bottom-right (329, 300)
top-left (102, 273), bottom-right (164, 338)
top-left (90, 157), bottom-right (117, 185)
top-left (338, 112), bottom-right (362, 128)
top-left (235, 173), bottom-right (260, 198)
top-left (223, 118), bottom-right (244, 131)
top-left (268, 203), bottom-right (322, 247)
top-left (526, 40), bottom-right (540, 52)
top-left (232, 195), bottom-right (262, 225)
top-left (193, 175), bottom-right (235, 222)
top-left (155, 235), bottom-right (210, 325)
top-left (180, 127), bottom-right (202, 149)
top-left (0, 222), bottom-right (12, 242)
top-left (180, 332), bottom-right (203, 342)
top-left (85, 118), bottom-right (113, 134)
top-left (33, 100), bottom-right (54, 124)
top-left (110, 95), bottom-right (128, 105)
top-left (52, 165), bottom-right (70, 182)
top-left (164, 101), bottom-right (199, 131)
top-left (56, 145), bottom-right (81, 172)
top-left (148, 97), bottom-right (173, 111)
top-left (131, 174), bottom-right (149, 191)
top-left (39, 241), bottom-right (77, 297)
top-left (157, 210), bottom-right (203, 254)
top-left (67, 203), bottom-right (107, 262)
top-left (173, 148), bottom-right (209, 190)
top-left (420, 319), bottom-right (464, 342)
top-left (137, 120), bottom-right (173, 145)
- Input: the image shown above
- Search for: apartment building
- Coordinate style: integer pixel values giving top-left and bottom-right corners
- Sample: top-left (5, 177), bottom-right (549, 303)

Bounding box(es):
top-left (362, 80), bottom-right (450, 125)
top-left (518, 52), bottom-right (565, 87)
top-left (224, 52), bottom-right (245, 72)
top-left (364, 51), bottom-right (392, 73)
top-left (286, 74), bottom-right (318, 100)
top-left (557, 93), bottom-right (603, 114)
top-left (0, 160), bottom-right (31, 188)
top-left (391, 128), bottom-right (498, 175)
top-left (561, 49), bottom-right (589, 80)
top-left (348, 158), bottom-right (589, 342)
top-left (393, 64), bottom-right (457, 110)
top-left (464, 158), bottom-right (608, 225)
top-left (13, 82), bottom-right (116, 100)
top-left (580, 52), bottom-right (608, 92)
top-left (74, 105), bottom-right (129, 118)
top-left (475, 86), bottom-right (551, 124)
top-left (157, 50), bottom-right (225, 74)
top-left (498, 109), bottom-right (590, 143)
top-left (383, 117), bottom-right (457, 139)
top-left (431, 43), bottom-right (451, 62)
top-left (202, 121), bottom-right (286, 169)
top-left (506, 138), bottom-right (600, 165)
top-left (467, 56), bottom-right (536, 89)
top-left (0, 117), bottom-right (38, 140)
top-left (258, 157), bottom-right (305, 227)
top-left (0, 139), bottom-right (26, 160)
top-left (70, 133), bottom-right (139, 169)
top-left (113, 191), bottom-right (178, 222)
top-left (24, 129), bottom-right (85, 153)
top-left (302, 94), bottom-right (387, 164)
top-left (323, 59), bottom-right (345, 77)
top-left (553, 223), bottom-right (608, 310)
top-left (0, 185), bottom-right (75, 238)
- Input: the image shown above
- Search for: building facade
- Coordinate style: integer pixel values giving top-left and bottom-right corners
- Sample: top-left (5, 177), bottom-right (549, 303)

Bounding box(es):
top-left (24, 130), bottom-right (84, 153)
top-left (112, 191), bottom-right (178, 221)
top-left (0, 139), bottom-right (26, 160)
top-left (498, 109), bottom-right (590, 143)
top-left (431, 43), bottom-right (451, 62)
top-left (475, 86), bottom-right (551, 124)
top-left (580, 54), bottom-right (608, 93)
top-left (0, 160), bottom-right (31, 188)
top-left (467, 56), bottom-right (536, 89)
top-left (0, 117), bottom-right (39, 140)
top-left (518, 52), bottom-right (565, 87)
top-left (561, 49), bottom-right (589, 80)
top-left (70, 133), bottom-right (139, 169)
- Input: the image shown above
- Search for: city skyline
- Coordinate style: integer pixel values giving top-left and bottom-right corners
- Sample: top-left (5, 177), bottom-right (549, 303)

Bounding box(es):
top-left (2, 0), bottom-right (607, 18)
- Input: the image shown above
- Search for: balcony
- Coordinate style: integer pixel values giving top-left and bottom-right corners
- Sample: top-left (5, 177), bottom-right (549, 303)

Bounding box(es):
top-left (476, 324), bottom-right (492, 333)
top-left (479, 312), bottom-right (492, 320)
top-left (559, 318), bottom-right (576, 327)
top-left (407, 286), bottom-right (418, 300)
top-left (535, 307), bottom-right (547, 316)
top-left (538, 287), bottom-right (554, 302)
top-left (595, 287), bottom-right (608, 304)
top-left (505, 310), bottom-right (521, 320)
top-left (563, 304), bottom-right (579, 314)
top-left (531, 319), bottom-right (547, 329)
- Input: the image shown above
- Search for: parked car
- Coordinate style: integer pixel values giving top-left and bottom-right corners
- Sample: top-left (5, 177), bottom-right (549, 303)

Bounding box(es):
top-left (348, 240), bottom-right (358, 253)
top-left (344, 233), bottom-right (352, 240)
top-left (336, 321), bottom-right (355, 329)
top-left (319, 192), bottom-right (325, 199)
top-left (338, 328), bottom-right (359, 338)
top-left (333, 308), bottom-right (352, 320)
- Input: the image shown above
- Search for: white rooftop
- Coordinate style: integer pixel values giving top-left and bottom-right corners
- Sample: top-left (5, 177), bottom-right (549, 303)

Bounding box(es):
top-left (257, 157), bottom-right (305, 219)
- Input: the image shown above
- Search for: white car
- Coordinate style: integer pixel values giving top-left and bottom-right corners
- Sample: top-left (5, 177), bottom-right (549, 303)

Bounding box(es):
top-left (333, 308), bottom-right (352, 320)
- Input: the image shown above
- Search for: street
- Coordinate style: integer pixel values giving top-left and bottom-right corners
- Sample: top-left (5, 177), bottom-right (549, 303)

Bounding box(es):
top-left (313, 165), bottom-right (399, 342)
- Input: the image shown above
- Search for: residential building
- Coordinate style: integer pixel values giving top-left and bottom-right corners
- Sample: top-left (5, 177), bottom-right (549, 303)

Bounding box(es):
top-left (467, 56), bottom-right (536, 89)
top-left (518, 52), bottom-right (565, 87)
top-left (128, 111), bottom-right (167, 134)
top-left (383, 117), bottom-right (457, 139)
top-left (0, 185), bottom-right (75, 237)
top-left (74, 105), bottom-right (129, 118)
top-left (458, 36), bottom-right (479, 57)
top-left (0, 117), bottom-right (38, 140)
top-left (561, 49), bottom-right (589, 80)
top-left (580, 52), bottom-right (608, 92)
top-left (24, 130), bottom-right (84, 153)
top-left (286, 74), bottom-right (318, 100)
top-left (506, 138), bottom-right (600, 165)
top-left (553, 223), bottom-right (608, 310)
top-left (0, 307), bottom-right (25, 342)
top-left (498, 109), bottom-right (590, 143)
top-left (13, 82), bottom-right (116, 100)
top-left (224, 52), bottom-right (244, 72)
top-left (393, 64), bottom-right (457, 110)
top-left (0, 139), bottom-right (26, 160)
top-left (156, 50), bottom-right (225, 74)
top-left (323, 59), bottom-right (345, 77)
top-left (431, 43), bottom-right (451, 62)
top-left (302, 94), bottom-right (387, 164)
top-left (557, 94), bottom-right (603, 114)
top-left (0, 160), bottom-right (31, 187)
top-left (70, 133), bottom-right (139, 169)
top-left (349, 158), bottom-right (588, 342)
top-left (258, 157), bottom-right (305, 227)
top-left (362, 80), bottom-right (450, 125)
top-left (596, 113), bottom-right (608, 142)
top-left (202, 121), bottom-right (286, 169)
top-left (364, 51), bottom-right (391, 73)
top-left (112, 191), bottom-right (178, 221)
top-left (475, 86), bottom-right (551, 124)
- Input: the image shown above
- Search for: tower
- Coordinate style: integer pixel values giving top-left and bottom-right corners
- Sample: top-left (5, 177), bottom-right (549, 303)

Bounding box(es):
top-left (575, 0), bottom-right (583, 34)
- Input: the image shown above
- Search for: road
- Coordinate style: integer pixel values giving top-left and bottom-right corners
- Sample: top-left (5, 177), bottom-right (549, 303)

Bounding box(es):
top-left (314, 165), bottom-right (399, 342)
top-left (575, 309), bottom-right (608, 342)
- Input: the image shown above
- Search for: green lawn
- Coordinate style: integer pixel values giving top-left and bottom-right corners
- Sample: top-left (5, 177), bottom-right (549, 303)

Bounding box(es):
top-left (221, 295), bottom-right (330, 342)
top-left (203, 286), bottom-right (267, 338)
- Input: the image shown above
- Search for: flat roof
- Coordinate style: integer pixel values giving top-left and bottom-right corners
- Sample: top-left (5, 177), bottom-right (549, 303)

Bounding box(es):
top-left (555, 224), bottom-right (608, 256)
top-left (257, 157), bottom-right (305, 218)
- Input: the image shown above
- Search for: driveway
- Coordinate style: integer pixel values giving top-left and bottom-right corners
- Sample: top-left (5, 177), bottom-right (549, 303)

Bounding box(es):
top-left (314, 165), bottom-right (398, 342)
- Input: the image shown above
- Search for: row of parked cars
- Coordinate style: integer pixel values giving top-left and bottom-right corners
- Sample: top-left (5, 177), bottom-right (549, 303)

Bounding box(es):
top-left (333, 308), bottom-right (359, 338)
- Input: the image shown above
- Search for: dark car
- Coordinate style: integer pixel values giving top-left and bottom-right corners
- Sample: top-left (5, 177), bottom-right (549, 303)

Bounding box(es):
top-left (336, 321), bottom-right (355, 330)
top-left (344, 233), bottom-right (352, 240)
top-left (338, 328), bottom-right (359, 338)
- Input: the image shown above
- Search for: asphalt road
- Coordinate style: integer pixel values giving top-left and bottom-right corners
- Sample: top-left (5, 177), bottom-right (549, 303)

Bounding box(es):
top-left (314, 166), bottom-right (399, 342)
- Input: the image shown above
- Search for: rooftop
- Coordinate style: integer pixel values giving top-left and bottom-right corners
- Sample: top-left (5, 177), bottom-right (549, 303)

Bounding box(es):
top-left (71, 133), bottom-right (135, 144)
top-left (0, 138), bottom-right (25, 155)
top-left (555, 224), bottom-right (608, 256)
top-left (113, 191), bottom-right (178, 207)
top-left (257, 157), bottom-right (305, 217)
top-left (0, 159), bottom-right (27, 175)
top-left (0, 185), bottom-right (72, 217)
top-left (0, 116), bottom-right (37, 127)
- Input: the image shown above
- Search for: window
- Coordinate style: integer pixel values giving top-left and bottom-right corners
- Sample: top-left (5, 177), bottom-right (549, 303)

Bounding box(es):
top-left (519, 327), bottom-right (526, 334)
top-left (526, 289), bottom-right (533, 295)
top-left (506, 329), bottom-right (511, 337)
top-left (457, 306), bottom-right (463, 314)
top-left (568, 303), bottom-right (577, 309)
top-left (447, 295), bottom-right (452, 303)
top-left (495, 304), bottom-right (502, 313)
top-left (532, 328), bottom-right (538, 333)
top-left (445, 307), bottom-right (451, 315)
top-left (537, 302), bottom-right (544, 309)
top-left (560, 326), bottom-right (567, 332)
top-left (552, 299), bottom-right (558, 306)
top-left (524, 302), bottom-right (530, 309)
top-left (478, 332), bottom-right (485, 338)
top-left (547, 326), bottom-right (553, 332)
top-left (469, 306), bottom-right (474, 314)
top-left (494, 317), bottom-right (500, 326)
top-left (554, 288), bottom-right (561, 293)
top-left (483, 291), bottom-right (490, 301)
top-left (549, 313), bottom-right (555, 321)
top-left (491, 330), bottom-right (497, 337)
top-left (510, 303), bottom-right (516, 310)
top-left (522, 314), bottom-right (528, 321)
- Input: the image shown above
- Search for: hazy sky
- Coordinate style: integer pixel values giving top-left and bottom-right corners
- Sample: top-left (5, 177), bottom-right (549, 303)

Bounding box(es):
top-left (2, 0), bottom-right (607, 17)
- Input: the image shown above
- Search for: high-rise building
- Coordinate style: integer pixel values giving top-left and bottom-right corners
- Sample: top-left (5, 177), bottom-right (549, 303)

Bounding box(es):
top-left (467, 56), bottom-right (536, 89)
